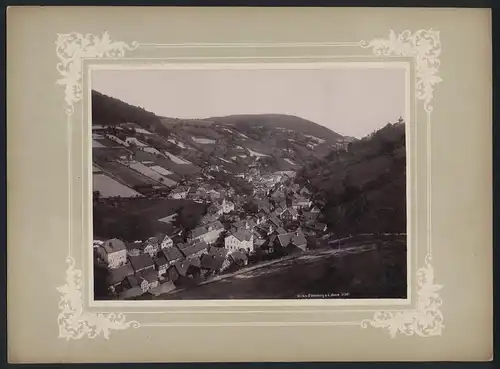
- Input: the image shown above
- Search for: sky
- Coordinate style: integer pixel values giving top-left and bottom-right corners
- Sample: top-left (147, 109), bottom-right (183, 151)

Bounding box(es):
top-left (91, 66), bottom-right (406, 139)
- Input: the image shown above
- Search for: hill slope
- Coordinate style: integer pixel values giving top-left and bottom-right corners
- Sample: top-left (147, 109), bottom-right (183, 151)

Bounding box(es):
top-left (92, 90), bottom-right (171, 137)
top-left (91, 90), bottom-right (406, 238)
top-left (297, 121), bottom-right (406, 235)
top-left (208, 114), bottom-right (343, 144)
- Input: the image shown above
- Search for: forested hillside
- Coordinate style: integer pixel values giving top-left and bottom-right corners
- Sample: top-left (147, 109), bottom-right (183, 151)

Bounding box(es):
top-left (92, 90), bottom-right (171, 137)
top-left (298, 120), bottom-right (406, 236)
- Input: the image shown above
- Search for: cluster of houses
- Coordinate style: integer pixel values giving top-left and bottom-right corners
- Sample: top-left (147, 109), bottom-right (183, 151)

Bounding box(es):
top-left (94, 172), bottom-right (328, 300)
top-left (94, 226), bottom-right (234, 299)
top-left (93, 129), bottom-right (333, 299)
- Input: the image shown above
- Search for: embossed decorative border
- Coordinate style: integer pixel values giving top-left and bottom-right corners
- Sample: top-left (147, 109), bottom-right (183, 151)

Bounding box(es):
top-left (56, 30), bottom-right (443, 339)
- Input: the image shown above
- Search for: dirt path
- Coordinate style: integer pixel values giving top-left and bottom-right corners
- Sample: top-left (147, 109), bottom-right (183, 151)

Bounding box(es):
top-left (154, 241), bottom-right (408, 300)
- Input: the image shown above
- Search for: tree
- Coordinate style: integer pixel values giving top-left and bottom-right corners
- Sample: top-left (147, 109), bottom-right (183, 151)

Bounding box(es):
top-left (93, 191), bottom-right (101, 206)
top-left (242, 201), bottom-right (258, 214)
top-left (93, 263), bottom-right (111, 300)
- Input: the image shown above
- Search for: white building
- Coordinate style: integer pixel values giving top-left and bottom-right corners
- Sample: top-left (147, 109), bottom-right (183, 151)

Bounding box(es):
top-left (292, 196), bottom-right (312, 209)
top-left (169, 186), bottom-right (190, 199)
top-left (225, 230), bottom-right (254, 253)
top-left (101, 238), bottom-right (127, 269)
top-left (160, 235), bottom-right (174, 249)
top-left (189, 221), bottom-right (225, 245)
top-left (221, 199), bottom-right (235, 214)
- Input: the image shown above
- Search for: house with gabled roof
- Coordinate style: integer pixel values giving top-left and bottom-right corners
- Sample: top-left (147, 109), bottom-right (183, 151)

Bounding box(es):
top-left (121, 275), bottom-right (144, 298)
top-left (208, 246), bottom-right (228, 259)
top-left (160, 234), bottom-right (174, 249)
top-left (229, 251), bottom-right (249, 267)
top-left (290, 183), bottom-right (301, 193)
top-left (277, 232), bottom-right (295, 248)
top-left (259, 234), bottom-right (278, 254)
top-left (280, 207), bottom-right (298, 222)
top-left (252, 227), bottom-right (267, 247)
top-left (178, 240), bottom-right (209, 259)
top-left (255, 210), bottom-right (268, 224)
top-left (169, 186), bottom-right (191, 199)
top-left (188, 221), bottom-right (225, 244)
top-left (107, 263), bottom-right (134, 289)
top-left (189, 226), bottom-right (208, 242)
top-left (302, 211), bottom-right (320, 224)
top-left (310, 205), bottom-right (321, 213)
top-left (270, 189), bottom-right (286, 202)
top-left (138, 269), bottom-right (159, 292)
top-left (200, 253), bottom-right (227, 273)
top-left (168, 259), bottom-right (190, 282)
top-left (154, 254), bottom-right (170, 278)
top-left (207, 202), bottom-right (221, 216)
top-left (225, 229), bottom-right (254, 253)
top-left (312, 222), bottom-right (328, 233)
top-left (143, 235), bottom-right (162, 258)
top-left (128, 254), bottom-right (155, 274)
top-left (292, 196), bottom-right (312, 210)
top-left (221, 199), bottom-right (235, 213)
top-left (100, 238), bottom-right (127, 269)
top-left (125, 241), bottom-right (142, 257)
top-left (291, 232), bottom-right (308, 251)
top-left (161, 246), bottom-right (184, 266)
top-left (300, 186), bottom-right (312, 196)
top-left (268, 215), bottom-right (284, 230)
top-left (230, 218), bottom-right (257, 233)
top-left (200, 212), bottom-right (220, 225)
top-left (253, 198), bottom-right (271, 213)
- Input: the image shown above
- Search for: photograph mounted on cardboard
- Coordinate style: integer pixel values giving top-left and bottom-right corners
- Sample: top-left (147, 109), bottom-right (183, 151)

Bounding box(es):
top-left (91, 65), bottom-right (409, 302)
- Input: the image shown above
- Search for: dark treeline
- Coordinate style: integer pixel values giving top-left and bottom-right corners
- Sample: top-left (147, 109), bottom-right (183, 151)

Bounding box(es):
top-left (92, 90), bottom-right (171, 138)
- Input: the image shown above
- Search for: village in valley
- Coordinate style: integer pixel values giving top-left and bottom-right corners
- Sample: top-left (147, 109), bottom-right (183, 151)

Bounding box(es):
top-left (94, 143), bottom-right (331, 300)
top-left (92, 90), bottom-right (407, 300)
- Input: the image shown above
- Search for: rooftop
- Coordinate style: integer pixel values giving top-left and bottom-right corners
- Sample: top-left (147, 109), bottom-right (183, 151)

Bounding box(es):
top-left (291, 233), bottom-right (307, 247)
top-left (179, 240), bottom-right (209, 257)
top-left (129, 254), bottom-right (154, 271)
top-left (200, 254), bottom-right (225, 270)
top-left (174, 260), bottom-right (190, 276)
top-left (125, 241), bottom-right (142, 251)
top-left (230, 230), bottom-right (253, 242)
top-left (171, 186), bottom-right (190, 194)
top-left (162, 246), bottom-right (183, 262)
top-left (277, 233), bottom-right (294, 247)
top-left (189, 256), bottom-right (202, 268)
top-left (102, 238), bottom-right (126, 254)
top-left (281, 207), bottom-right (298, 217)
top-left (229, 251), bottom-right (248, 264)
top-left (208, 246), bottom-right (228, 258)
top-left (107, 264), bottom-right (134, 286)
top-left (140, 269), bottom-right (158, 283)
top-left (190, 226), bottom-right (209, 239)
top-left (154, 255), bottom-right (169, 267)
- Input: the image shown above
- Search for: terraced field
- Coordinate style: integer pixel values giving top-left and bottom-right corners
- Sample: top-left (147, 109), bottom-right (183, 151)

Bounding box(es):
top-left (94, 160), bottom-right (158, 187)
top-left (93, 174), bottom-right (142, 198)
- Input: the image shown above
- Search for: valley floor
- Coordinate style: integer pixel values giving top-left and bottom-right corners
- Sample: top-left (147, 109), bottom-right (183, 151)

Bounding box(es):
top-left (152, 236), bottom-right (407, 300)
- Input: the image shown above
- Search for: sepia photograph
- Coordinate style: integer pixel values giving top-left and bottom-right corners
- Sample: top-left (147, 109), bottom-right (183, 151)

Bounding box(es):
top-left (91, 65), bottom-right (408, 301)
